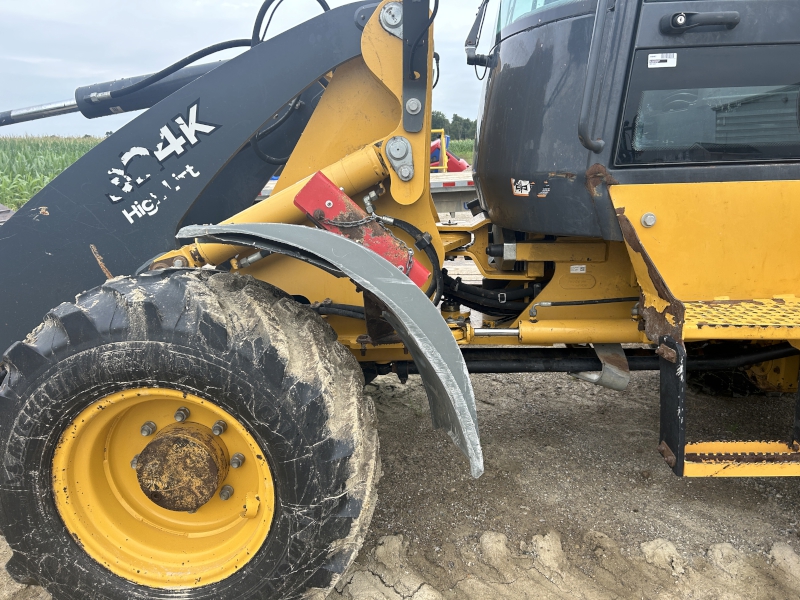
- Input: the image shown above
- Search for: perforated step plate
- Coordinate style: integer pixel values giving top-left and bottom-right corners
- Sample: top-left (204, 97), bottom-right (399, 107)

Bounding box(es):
top-left (684, 441), bottom-right (800, 477)
top-left (684, 297), bottom-right (800, 340)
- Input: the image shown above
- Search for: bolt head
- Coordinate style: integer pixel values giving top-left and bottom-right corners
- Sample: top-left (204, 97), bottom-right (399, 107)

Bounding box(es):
top-left (173, 407), bottom-right (190, 422)
top-left (641, 212), bottom-right (657, 228)
top-left (130, 454), bottom-right (140, 469)
top-left (231, 453), bottom-right (245, 469)
top-left (380, 2), bottom-right (403, 28)
top-left (219, 485), bottom-right (234, 501)
top-left (212, 420), bottom-right (227, 436)
top-left (325, 200), bottom-right (334, 208)
top-left (406, 98), bottom-right (422, 115)
top-left (140, 421), bottom-right (157, 436)
top-left (388, 139), bottom-right (408, 160)
top-left (398, 165), bottom-right (413, 180)
top-left (172, 257), bottom-right (187, 268)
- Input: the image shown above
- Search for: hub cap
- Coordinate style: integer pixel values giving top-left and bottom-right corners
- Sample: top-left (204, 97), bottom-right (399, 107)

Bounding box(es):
top-left (52, 388), bottom-right (275, 588)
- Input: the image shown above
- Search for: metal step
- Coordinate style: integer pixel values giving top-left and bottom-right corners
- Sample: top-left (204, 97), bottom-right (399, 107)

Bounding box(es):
top-left (684, 441), bottom-right (800, 477)
top-left (684, 297), bottom-right (800, 340)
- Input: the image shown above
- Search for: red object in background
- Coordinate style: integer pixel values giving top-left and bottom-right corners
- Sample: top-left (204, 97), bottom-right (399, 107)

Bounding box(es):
top-left (430, 139), bottom-right (470, 172)
top-left (293, 172), bottom-right (431, 288)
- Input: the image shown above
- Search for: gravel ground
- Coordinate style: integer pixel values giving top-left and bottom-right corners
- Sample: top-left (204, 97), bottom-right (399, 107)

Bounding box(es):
top-left (2, 370), bottom-right (800, 599)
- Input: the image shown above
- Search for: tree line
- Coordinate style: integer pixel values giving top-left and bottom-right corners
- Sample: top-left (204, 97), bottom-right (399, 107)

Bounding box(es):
top-left (431, 111), bottom-right (477, 141)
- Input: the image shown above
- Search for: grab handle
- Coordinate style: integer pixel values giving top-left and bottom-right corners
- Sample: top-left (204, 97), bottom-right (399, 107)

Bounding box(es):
top-left (578, 0), bottom-right (610, 154)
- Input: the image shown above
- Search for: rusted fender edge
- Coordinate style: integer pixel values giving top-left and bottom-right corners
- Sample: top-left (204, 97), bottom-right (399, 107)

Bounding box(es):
top-left (179, 223), bottom-right (484, 478)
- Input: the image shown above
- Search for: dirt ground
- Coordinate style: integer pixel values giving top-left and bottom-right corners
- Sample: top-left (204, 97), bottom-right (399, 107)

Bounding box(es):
top-left (3, 370), bottom-right (800, 599)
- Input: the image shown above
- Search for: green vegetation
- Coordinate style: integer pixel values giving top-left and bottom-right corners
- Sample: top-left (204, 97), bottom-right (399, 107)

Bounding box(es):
top-left (448, 139), bottom-right (475, 164)
top-left (0, 126), bottom-right (477, 214)
top-left (0, 136), bottom-right (100, 210)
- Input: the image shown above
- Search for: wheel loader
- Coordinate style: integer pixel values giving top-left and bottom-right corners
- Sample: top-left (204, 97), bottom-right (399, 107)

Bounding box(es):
top-left (0, 0), bottom-right (799, 597)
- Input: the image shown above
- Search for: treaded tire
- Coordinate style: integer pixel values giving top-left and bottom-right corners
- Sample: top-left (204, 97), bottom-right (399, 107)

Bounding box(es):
top-left (0, 270), bottom-right (379, 599)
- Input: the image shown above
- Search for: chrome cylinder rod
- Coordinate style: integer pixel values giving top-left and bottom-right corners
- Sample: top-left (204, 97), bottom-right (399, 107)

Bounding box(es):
top-left (472, 328), bottom-right (520, 337)
top-left (0, 99), bottom-right (79, 127)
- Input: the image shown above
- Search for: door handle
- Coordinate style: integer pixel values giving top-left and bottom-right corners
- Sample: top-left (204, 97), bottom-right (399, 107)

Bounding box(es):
top-left (660, 11), bottom-right (740, 35)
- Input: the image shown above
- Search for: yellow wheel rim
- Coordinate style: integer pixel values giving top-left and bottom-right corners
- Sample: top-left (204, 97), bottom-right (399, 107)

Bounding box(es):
top-left (52, 388), bottom-right (275, 588)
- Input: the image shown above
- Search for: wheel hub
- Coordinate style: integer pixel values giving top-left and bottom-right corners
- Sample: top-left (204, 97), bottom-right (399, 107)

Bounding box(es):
top-left (136, 422), bottom-right (229, 512)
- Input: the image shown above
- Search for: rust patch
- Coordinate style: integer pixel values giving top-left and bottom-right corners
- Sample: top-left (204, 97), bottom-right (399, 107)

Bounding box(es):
top-left (657, 441), bottom-right (677, 468)
top-left (547, 171), bottom-right (577, 181)
top-left (616, 208), bottom-right (685, 343)
top-left (686, 453), bottom-right (800, 464)
top-left (585, 164), bottom-right (619, 198)
top-left (363, 290), bottom-right (402, 345)
top-left (136, 422), bottom-right (229, 512)
top-left (89, 244), bottom-right (114, 280)
top-left (656, 344), bottom-right (678, 364)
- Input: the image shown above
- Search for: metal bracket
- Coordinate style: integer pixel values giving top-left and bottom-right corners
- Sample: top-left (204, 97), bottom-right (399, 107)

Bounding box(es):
top-left (658, 336), bottom-right (686, 476)
top-left (402, 0), bottom-right (430, 133)
top-left (570, 343), bottom-right (631, 391)
top-left (385, 136), bottom-right (415, 181)
top-left (179, 222), bottom-right (484, 478)
top-left (379, 2), bottom-right (404, 39)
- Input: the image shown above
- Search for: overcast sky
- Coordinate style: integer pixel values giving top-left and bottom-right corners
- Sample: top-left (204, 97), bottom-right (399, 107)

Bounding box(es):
top-left (0, 0), bottom-right (499, 137)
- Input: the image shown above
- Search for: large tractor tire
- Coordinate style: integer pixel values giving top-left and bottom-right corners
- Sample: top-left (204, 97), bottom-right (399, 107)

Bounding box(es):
top-left (0, 270), bottom-right (379, 599)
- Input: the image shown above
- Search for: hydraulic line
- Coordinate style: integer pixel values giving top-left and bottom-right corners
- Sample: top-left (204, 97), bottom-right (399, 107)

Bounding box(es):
top-left (408, 0), bottom-right (440, 80)
top-left (380, 217), bottom-right (443, 305)
top-left (252, 0), bottom-right (331, 46)
top-left (89, 39), bottom-right (252, 102)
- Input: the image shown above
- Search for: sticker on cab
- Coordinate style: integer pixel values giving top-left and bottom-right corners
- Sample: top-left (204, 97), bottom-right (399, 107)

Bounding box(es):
top-left (511, 178), bottom-right (532, 197)
top-left (648, 53), bottom-right (677, 69)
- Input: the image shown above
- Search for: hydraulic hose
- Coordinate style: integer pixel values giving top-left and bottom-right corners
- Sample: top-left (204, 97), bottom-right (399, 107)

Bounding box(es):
top-left (252, 0), bottom-right (331, 46)
top-left (443, 271), bottom-right (537, 302)
top-left (408, 0), bottom-right (440, 80)
top-left (98, 39), bottom-right (252, 101)
top-left (383, 217), bottom-right (443, 305)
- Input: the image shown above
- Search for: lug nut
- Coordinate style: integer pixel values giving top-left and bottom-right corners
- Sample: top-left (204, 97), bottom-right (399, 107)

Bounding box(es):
top-left (140, 421), bottom-right (157, 436)
top-left (219, 485), bottom-right (234, 501)
top-left (130, 454), bottom-right (140, 469)
top-left (230, 453), bottom-right (245, 469)
top-left (212, 420), bottom-right (227, 436)
top-left (172, 257), bottom-right (187, 268)
top-left (173, 407), bottom-right (190, 422)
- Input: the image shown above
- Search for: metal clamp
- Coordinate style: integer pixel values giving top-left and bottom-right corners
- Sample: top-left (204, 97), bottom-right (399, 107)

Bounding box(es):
top-left (385, 136), bottom-right (415, 182)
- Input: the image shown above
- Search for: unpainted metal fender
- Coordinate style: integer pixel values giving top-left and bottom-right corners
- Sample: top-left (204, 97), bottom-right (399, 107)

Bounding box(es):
top-left (179, 223), bottom-right (484, 478)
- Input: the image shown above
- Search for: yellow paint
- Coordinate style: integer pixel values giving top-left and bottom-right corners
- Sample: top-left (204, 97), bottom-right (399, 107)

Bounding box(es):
top-left (745, 354), bottom-right (800, 393)
top-left (683, 297), bottom-right (800, 340)
top-left (610, 182), bottom-right (800, 300)
top-left (514, 242), bottom-right (607, 263)
top-left (684, 441), bottom-right (800, 477)
top-left (519, 319), bottom-right (643, 344)
top-left (430, 129), bottom-right (449, 173)
top-left (52, 389), bottom-right (274, 588)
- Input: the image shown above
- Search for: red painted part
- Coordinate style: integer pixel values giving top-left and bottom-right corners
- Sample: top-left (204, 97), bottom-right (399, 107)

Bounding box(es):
top-left (293, 172), bottom-right (431, 288)
top-left (430, 139), bottom-right (470, 173)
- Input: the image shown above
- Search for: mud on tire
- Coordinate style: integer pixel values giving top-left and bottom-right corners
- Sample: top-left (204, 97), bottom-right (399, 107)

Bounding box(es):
top-left (0, 270), bottom-right (379, 599)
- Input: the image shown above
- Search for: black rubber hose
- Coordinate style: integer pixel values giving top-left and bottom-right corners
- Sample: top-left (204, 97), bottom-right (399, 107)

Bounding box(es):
top-left (408, 0), bottom-right (440, 80)
top-left (250, 97), bottom-right (300, 164)
top-left (314, 307), bottom-right (365, 320)
top-left (386, 218), bottom-right (443, 305)
top-left (107, 39), bottom-right (251, 100)
top-left (443, 294), bottom-right (521, 318)
top-left (250, 134), bottom-right (291, 165)
top-left (252, 0), bottom-right (331, 46)
top-left (444, 286), bottom-right (529, 313)
top-left (443, 271), bottom-right (536, 301)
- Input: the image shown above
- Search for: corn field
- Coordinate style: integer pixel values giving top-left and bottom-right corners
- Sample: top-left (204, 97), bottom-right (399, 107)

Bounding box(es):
top-left (448, 139), bottom-right (474, 165)
top-left (0, 137), bottom-right (100, 210)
